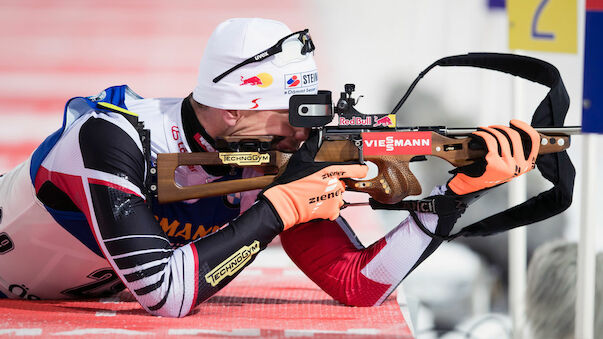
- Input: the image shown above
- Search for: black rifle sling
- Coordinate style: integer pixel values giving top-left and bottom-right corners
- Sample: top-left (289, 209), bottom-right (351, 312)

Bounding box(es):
top-left (393, 53), bottom-right (576, 237)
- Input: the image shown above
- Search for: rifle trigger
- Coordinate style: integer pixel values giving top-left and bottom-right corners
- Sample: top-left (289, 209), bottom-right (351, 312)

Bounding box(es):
top-left (410, 155), bottom-right (427, 162)
top-left (317, 129), bottom-right (324, 148)
top-left (354, 138), bottom-right (364, 164)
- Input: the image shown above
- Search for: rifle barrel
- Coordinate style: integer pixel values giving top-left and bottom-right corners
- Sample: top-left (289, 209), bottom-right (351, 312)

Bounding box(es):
top-left (324, 126), bottom-right (582, 137)
top-left (445, 126), bottom-right (582, 136)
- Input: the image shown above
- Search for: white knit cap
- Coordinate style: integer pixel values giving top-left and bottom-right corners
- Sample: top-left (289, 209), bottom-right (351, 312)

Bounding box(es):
top-left (193, 18), bottom-right (318, 110)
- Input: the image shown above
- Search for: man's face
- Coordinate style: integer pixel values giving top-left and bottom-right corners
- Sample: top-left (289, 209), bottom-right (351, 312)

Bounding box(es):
top-left (229, 109), bottom-right (309, 152)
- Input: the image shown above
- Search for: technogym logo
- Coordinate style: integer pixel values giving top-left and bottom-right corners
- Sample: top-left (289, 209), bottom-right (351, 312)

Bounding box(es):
top-left (219, 152), bottom-right (270, 166)
top-left (205, 240), bottom-right (260, 287)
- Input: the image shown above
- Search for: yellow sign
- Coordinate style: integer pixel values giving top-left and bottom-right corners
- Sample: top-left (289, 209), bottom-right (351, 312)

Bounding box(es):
top-left (508, 0), bottom-right (577, 53)
top-left (218, 152), bottom-right (270, 166)
top-left (205, 241), bottom-right (260, 286)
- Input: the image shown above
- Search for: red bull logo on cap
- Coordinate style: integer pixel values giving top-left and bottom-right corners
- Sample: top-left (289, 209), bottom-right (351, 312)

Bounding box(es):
top-left (240, 73), bottom-right (273, 88)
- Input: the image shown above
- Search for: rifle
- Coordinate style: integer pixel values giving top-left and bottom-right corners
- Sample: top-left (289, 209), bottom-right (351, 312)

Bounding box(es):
top-left (155, 53), bottom-right (578, 236)
top-left (156, 105), bottom-right (576, 204)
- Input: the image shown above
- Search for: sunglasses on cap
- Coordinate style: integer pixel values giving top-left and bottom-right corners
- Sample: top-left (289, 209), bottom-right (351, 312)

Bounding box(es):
top-left (212, 29), bottom-right (315, 83)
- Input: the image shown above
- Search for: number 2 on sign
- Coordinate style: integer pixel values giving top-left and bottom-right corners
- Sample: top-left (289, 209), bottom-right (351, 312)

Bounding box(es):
top-left (532, 0), bottom-right (555, 39)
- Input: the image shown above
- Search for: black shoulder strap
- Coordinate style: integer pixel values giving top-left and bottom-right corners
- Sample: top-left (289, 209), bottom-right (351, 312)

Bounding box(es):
top-left (392, 53), bottom-right (576, 237)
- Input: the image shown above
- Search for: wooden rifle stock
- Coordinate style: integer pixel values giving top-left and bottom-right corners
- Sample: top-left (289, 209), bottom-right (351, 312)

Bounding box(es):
top-left (156, 130), bottom-right (572, 204)
top-left (156, 151), bottom-right (288, 204)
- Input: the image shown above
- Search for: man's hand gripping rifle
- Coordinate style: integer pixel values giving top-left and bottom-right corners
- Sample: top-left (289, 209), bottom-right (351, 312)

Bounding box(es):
top-left (156, 53), bottom-right (579, 236)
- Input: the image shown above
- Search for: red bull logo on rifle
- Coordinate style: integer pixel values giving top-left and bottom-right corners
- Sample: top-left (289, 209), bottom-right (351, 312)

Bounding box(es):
top-left (240, 73), bottom-right (273, 88)
top-left (338, 114), bottom-right (397, 128)
top-left (373, 114), bottom-right (396, 127)
top-left (339, 116), bottom-right (372, 126)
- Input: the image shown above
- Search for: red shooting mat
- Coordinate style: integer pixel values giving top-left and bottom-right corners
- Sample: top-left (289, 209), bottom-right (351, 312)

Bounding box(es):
top-left (0, 268), bottom-right (412, 338)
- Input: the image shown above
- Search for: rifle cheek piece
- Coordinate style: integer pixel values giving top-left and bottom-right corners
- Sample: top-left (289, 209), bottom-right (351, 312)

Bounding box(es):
top-left (289, 90), bottom-right (333, 128)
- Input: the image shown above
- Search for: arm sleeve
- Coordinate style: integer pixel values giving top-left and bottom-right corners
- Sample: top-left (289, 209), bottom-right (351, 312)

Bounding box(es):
top-left (280, 187), bottom-right (454, 307)
top-left (66, 116), bottom-right (281, 317)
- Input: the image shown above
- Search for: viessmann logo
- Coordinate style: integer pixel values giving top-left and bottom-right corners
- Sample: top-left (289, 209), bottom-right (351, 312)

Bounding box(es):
top-left (362, 132), bottom-right (432, 156)
top-left (219, 152), bottom-right (270, 166)
top-left (205, 241), bottom-right (260, 287)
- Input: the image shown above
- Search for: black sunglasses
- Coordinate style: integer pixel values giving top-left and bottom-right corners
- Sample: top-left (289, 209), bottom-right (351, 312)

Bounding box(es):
top-left (212, 29), bottom-right (315, 83)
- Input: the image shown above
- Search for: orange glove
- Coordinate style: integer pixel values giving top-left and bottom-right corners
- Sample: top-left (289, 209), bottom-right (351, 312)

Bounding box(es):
top-left (261, 132), bottom-right (368, 230)
top-left (447, 119), bottom-right (540, 196)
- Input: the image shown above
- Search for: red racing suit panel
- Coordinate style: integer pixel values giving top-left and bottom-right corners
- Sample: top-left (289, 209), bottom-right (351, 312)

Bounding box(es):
top-left (281, 188), bottom-right (453, 307)
top-left (280, 219), bottom-right (390, 306)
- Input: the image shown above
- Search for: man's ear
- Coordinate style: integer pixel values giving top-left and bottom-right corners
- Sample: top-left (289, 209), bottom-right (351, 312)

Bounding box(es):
top-left (221, 109), bottom-right (241, 127)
